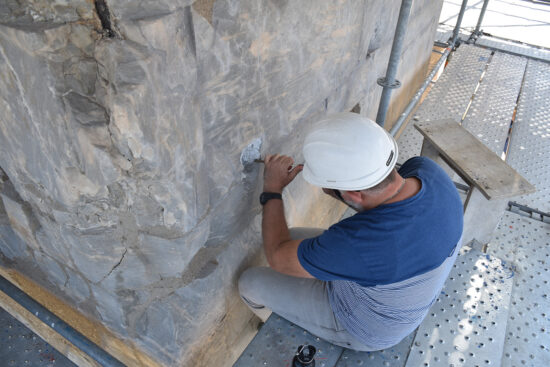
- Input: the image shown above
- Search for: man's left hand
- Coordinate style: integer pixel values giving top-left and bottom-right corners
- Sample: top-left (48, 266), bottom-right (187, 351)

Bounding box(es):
top-left (263, 154), bottom-right (304, 193)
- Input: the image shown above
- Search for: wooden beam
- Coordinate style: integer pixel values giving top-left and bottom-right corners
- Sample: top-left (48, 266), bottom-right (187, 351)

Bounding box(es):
top-left (414, 119), bottom-right (536, 200)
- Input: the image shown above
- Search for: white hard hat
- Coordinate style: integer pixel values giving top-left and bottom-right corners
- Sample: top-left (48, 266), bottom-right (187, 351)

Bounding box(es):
top-left (302, 112), bottom-right (398, 190)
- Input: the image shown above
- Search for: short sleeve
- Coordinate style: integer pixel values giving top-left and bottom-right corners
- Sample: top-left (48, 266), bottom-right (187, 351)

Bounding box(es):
top-left (297, 226), bottom-right (368, 282)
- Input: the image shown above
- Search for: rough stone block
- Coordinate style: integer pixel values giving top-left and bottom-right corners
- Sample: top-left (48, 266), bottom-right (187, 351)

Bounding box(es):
top-left (0, 197), bottom-right (28, 260)
top-left (0, 0), bottom-right (94, 29)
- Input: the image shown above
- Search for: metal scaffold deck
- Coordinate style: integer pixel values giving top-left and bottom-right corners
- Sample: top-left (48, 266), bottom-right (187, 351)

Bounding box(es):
top-left (0, 307), bottom-right (75, 367)
top-left (235, 35), bottom-right (550, 367)
top-left (461, 52), bottom-right (527, 156)
top-left (397, 43), bottom-right (492, 163)
top-left (506, 60), bottom-right (550, 213)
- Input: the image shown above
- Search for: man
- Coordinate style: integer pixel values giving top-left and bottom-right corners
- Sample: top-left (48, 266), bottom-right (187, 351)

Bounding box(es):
top-left (239, 112), bottom-right (463, 351)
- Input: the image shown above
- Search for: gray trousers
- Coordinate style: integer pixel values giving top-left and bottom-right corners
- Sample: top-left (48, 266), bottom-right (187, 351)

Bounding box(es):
top-left (238, 228), bottom-right (377, 351)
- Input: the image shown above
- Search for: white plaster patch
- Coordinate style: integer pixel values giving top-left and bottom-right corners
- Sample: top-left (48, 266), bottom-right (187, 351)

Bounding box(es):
top-left (164, 210), bottom-right (177, 226)
top-left (240, 138), bottom-right (262, 166)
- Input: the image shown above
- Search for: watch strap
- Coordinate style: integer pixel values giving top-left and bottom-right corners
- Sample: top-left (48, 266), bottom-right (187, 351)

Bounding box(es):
top-left (260, 192), bottom-right (282, 205)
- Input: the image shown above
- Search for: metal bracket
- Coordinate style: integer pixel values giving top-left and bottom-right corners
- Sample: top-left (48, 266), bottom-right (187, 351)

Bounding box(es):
top-left (507, 201), bottom-right (550, 223)
top-left (377, 77), bottom-right (401, 89)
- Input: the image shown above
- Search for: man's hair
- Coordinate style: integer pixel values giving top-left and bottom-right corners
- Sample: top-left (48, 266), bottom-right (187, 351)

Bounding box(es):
top-left (363, 169), bottom-right (397, 193)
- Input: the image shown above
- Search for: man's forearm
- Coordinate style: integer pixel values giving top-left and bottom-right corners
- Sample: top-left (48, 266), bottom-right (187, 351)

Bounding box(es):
top-left (262, 198), bottom-right (291, 265)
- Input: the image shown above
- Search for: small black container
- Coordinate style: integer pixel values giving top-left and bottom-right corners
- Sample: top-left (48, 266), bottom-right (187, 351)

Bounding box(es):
top-left (292, 344), bottom-right (316, 367)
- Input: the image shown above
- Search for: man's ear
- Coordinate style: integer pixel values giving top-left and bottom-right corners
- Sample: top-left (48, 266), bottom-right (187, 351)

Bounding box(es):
top-left (341, 190), bottom-right (363, 204)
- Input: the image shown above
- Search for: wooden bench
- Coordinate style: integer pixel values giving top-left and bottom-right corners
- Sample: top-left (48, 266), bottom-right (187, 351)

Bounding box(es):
top-left (414, 119), bottom-right (536, 245)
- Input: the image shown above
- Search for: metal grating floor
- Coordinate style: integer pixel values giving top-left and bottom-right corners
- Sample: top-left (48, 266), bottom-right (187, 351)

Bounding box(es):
top-left (0, 307), bottom-right (76, 367)
top-left (405, 247), bottom-right (513, 367)
top-left (397, 44), bottom-right (491, 164)
top-left (413, 43), bottom-right (491, 124)
top-left (505, 59), bottom-right (550, 213)
top-left (461, 52), bottom-right (527, 156)
top-left (486, 213), bottom-right (550, 367)
top-left (334, 332), bottom-right (415, 367)
top-left (233, 315), bottom-right (344, 367)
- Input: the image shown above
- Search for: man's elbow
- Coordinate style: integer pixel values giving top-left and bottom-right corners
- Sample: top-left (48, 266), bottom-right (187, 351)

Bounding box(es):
top-left (266, 247), bottom-right (293, 274)
top-left (266, 251), bottom-right (282, 271)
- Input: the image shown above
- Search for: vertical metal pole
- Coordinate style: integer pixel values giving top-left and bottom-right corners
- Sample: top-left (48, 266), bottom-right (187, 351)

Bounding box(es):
top-left (474, 0), bottom-right (490, 35)
top-left (451, 0), bottom-right (469, 45)
top-left (375, 0), bottom-right (414, 127)
top-left (389, 46), bottom-right (452, 137)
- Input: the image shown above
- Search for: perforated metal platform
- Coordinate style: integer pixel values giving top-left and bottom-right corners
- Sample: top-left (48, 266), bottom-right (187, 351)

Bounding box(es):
top-left (0, 307), bottom-right (76, 367)
top-left (505, 59), bottom-right (550, 213)
top-left (233, 315), bottom-right (344, 367)
top-left (486, 212), bottom-right (550, 367)
top-left (334, 332), bottom-right (415, 367)
top-left (461, 52), bottom-right (527, 155)
top-left (413, 44), bottom-right (491, 124)
top-left (405, 247), bottom-right (513, 367)
top-left (476, 36), bottom-right (550, 63)
top-left (397, 44), bottom-right (495, 164)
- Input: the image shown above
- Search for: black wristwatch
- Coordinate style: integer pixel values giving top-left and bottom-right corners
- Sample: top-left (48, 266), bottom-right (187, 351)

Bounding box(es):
top-left (259, 192), bottom-right (282, 205)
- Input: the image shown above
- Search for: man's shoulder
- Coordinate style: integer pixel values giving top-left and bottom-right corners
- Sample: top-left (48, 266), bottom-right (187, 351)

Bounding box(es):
top-left (399, 156), bottom-right (452, 184)
top-left (400, 156), bottom-right (436, 172)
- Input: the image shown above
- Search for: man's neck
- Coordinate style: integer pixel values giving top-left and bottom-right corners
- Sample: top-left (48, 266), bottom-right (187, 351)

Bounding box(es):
top-left (384, 176), bottom-right (421, 205)
top-left (358, 175), bottom-right (422, 211)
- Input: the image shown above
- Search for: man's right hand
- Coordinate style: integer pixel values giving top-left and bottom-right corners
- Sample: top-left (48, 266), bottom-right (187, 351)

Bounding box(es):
top-left (263, 154), bottom-right (303, 193)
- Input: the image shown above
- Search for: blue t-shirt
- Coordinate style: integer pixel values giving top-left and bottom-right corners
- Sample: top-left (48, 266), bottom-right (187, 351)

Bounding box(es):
top-left (298, 156), bottom-right (464, 287)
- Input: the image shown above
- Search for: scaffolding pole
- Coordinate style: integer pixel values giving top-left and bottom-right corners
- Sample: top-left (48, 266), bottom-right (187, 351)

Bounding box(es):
top-left (389, 46), bottom-right (452, 137)
top-left (388, 0), bottom-right (470, 134)
top-left (375, 0), bottom-right (413, 127)
top-left (474, 0), bottom-right (490, 36)
top-left (451, 0), bottom-right (469, 45)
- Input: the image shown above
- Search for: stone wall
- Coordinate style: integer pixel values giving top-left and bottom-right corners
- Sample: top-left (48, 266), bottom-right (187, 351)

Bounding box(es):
top-left (0, 1), bottom-right (443, 366)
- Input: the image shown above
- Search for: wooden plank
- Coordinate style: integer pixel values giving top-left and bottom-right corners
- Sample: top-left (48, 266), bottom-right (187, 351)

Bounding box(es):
top-left (414, 119), bottom-right (536, 200)
top-left (0, 266), bottom-right (162, 367)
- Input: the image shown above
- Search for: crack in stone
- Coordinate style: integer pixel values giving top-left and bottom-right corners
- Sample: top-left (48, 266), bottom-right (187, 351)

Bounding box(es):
top-left (101, 247), bottom-right (127, 281)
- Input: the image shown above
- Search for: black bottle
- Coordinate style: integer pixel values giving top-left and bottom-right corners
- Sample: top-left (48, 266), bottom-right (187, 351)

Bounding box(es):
top-left (292, 344), bottom-right (316, 367)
